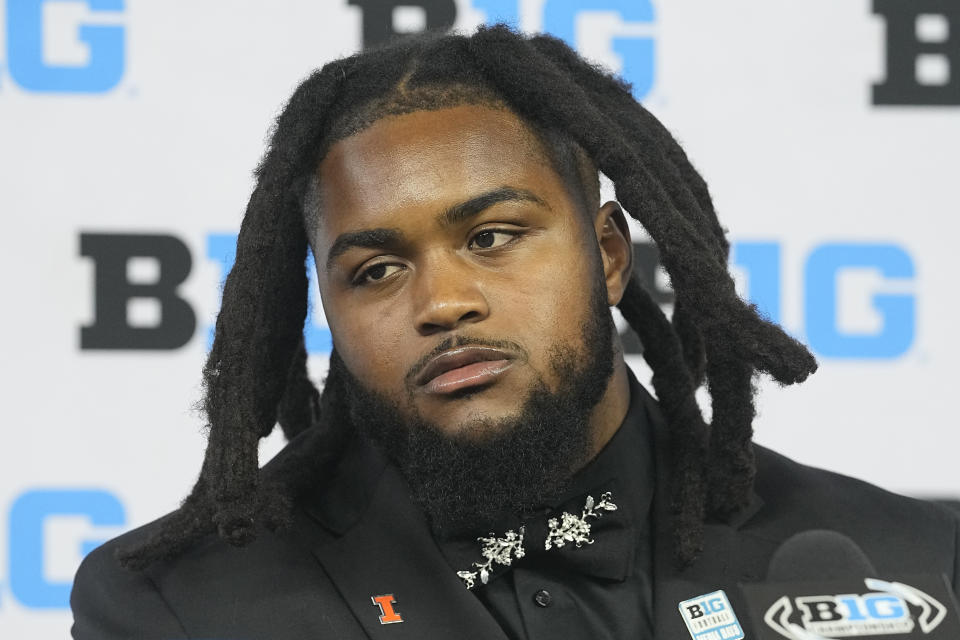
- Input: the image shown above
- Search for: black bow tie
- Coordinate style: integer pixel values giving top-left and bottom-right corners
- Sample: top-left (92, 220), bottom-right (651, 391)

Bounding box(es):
top-left (452, 486), bottom-right (634, 589)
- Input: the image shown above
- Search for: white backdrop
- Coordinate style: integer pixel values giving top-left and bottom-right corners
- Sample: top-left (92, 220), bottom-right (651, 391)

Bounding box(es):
top-left (1, 0), bottom-right (958, 636)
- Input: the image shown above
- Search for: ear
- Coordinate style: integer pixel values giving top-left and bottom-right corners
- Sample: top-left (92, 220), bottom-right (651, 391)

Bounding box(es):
top-left (594, 201), bottom-right (633, 306)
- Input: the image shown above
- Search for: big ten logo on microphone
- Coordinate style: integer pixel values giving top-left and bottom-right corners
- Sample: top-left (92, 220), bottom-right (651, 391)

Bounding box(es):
top-left (346, 0), bottom-right (656, 99)
top-left (1, 0), bottom-right (125, 93)
top-left (873, 0), bottom-right (960, 105)
top-left (0, 489), bottom-right (125, 610)
top-left (79, 233), bottom-right (917, 360)
top-left (757, 578), bottom-right (955, 638)
top-left (793, 592), bottom-right (912, 633)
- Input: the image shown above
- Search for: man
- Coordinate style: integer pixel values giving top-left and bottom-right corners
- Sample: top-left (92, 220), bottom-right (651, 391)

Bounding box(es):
top-left (71, 26), bottom-right (959, 639)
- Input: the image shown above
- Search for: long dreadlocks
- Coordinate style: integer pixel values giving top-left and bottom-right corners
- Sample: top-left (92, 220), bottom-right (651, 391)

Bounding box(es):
top-left (119, 25), bottom-right (817, 571)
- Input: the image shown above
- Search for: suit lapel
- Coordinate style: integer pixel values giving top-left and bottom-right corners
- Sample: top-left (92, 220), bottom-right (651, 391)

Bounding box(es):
top-left (652, 521), bottom-right (775, 638)
top-left (637, 383), bottom-right (773, 638)
top-left (310, 462), bottom-right (509, 640)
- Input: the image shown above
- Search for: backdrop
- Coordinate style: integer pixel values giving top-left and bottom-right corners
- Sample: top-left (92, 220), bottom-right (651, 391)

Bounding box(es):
top-left (1, 0), bottom-right (958, 636)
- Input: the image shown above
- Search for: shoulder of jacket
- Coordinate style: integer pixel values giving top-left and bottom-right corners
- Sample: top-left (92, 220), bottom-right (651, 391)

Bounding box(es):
top-left (750, 444), bottom-right (959, 577)
top-left (753, 444), bottom-right (946, 518)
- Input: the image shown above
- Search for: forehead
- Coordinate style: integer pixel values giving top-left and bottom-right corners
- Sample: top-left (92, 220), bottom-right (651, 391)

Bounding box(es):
top-left (312, 105), bottom-right (572, 244)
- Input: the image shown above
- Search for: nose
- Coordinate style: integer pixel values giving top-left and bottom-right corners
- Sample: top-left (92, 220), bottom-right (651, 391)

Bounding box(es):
top-left (412, 255), bottom-right (490, 336)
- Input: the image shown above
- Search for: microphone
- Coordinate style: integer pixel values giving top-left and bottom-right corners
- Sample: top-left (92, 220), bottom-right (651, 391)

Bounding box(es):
top-left (741, 530), bottom-right (960, 639)
top-left (767, 530), bottom-right (876, 581)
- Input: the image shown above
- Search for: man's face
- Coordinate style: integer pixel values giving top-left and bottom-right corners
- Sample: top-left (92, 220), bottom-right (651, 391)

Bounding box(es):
top-left (312, 104), bottom-right (620, 438)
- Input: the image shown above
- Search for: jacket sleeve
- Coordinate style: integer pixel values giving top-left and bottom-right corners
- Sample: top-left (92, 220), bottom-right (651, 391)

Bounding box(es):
top-left (71, 543), bottom-right (188, 640)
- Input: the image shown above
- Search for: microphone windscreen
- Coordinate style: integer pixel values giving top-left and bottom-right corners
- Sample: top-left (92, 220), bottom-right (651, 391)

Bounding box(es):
top-left (766, 529), bottom-right (877, 581)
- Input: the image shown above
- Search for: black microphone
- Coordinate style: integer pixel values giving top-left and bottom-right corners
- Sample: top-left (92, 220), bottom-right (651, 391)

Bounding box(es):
top-left (741, 530), bottom-right (960, 639)
top-left (767, 529), bottom-right (877, 581)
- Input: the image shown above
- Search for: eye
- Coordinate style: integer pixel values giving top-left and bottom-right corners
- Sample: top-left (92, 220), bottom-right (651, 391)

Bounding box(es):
top-left (469, 229), bottom-right (518, 250)
top-left (354, 262), bottom-right (404, 286)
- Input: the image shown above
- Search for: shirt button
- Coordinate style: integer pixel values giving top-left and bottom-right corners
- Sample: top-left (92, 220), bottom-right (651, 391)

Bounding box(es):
top-left (533, 589), bottom-right (552, 608)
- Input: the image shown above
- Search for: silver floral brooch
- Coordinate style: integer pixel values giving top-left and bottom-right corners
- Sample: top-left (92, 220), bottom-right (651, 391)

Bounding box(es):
top-left (456, 491), bottom-right (618, 590)
top-left (545, 491), bottom-right (618, 550)
top-left (457, 527), bottom-right (526, 590)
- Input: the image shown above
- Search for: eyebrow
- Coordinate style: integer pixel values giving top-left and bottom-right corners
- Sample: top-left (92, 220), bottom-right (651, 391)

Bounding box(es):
top-left (325, 186), bottom-right (549, 271)
top-left (439, 186), bottom-right (548, 227)
top-left (326, 227), bottom-right (403, 271)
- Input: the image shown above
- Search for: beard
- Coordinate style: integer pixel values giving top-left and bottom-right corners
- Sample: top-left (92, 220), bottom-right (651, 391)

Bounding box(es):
top-left (331, 274), bottom-right (616, 539)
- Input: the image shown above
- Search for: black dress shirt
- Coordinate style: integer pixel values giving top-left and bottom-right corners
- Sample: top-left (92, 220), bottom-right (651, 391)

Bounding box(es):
top-left (439, 381), bottom-right (656, 640)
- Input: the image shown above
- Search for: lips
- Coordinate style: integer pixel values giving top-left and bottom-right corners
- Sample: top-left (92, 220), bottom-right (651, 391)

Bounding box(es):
top-left (414, 346), bottom-right (516, 395)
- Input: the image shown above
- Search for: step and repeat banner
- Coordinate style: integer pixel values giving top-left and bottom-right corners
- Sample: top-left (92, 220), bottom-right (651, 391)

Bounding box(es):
top-left (1, 0), bottom-right (958, 636)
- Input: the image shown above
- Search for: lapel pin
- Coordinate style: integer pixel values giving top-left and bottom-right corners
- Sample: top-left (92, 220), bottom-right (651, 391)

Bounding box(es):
top-left (371, 594), bottom-right (404, 624)
top-left (678, 589), bottom-right (744, 640)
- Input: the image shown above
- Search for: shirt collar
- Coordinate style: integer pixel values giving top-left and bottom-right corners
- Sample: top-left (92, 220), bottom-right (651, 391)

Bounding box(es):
top-left (438, 370), bottom-right (655, 584)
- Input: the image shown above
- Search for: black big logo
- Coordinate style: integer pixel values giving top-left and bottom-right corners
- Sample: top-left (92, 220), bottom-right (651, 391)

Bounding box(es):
top-left (873, 0), bottom-right (960, 105)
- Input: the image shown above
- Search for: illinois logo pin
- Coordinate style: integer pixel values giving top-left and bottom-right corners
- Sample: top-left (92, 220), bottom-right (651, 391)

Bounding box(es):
top-left (371, 594), bottom-right (404, 624)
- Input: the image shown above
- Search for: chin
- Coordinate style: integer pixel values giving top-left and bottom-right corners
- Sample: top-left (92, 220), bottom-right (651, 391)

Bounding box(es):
top-left (418, 400), bottom-right (527, 442)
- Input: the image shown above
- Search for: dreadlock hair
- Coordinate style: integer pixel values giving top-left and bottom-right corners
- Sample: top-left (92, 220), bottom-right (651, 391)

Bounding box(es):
top-left (118, 25), bottom-right (817, 571)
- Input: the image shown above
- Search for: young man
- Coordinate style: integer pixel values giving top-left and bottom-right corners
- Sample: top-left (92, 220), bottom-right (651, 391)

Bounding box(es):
top-left (71, 26), bottom-right (959, 639)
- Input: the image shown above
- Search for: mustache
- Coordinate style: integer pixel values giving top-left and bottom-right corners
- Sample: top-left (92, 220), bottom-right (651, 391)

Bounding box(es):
top-left (405, 335), bottom-right (529, 387)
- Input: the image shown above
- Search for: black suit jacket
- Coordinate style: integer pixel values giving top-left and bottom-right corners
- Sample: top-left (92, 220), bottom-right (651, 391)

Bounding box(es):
top-left (71, 383), bottom-right (960, 639)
